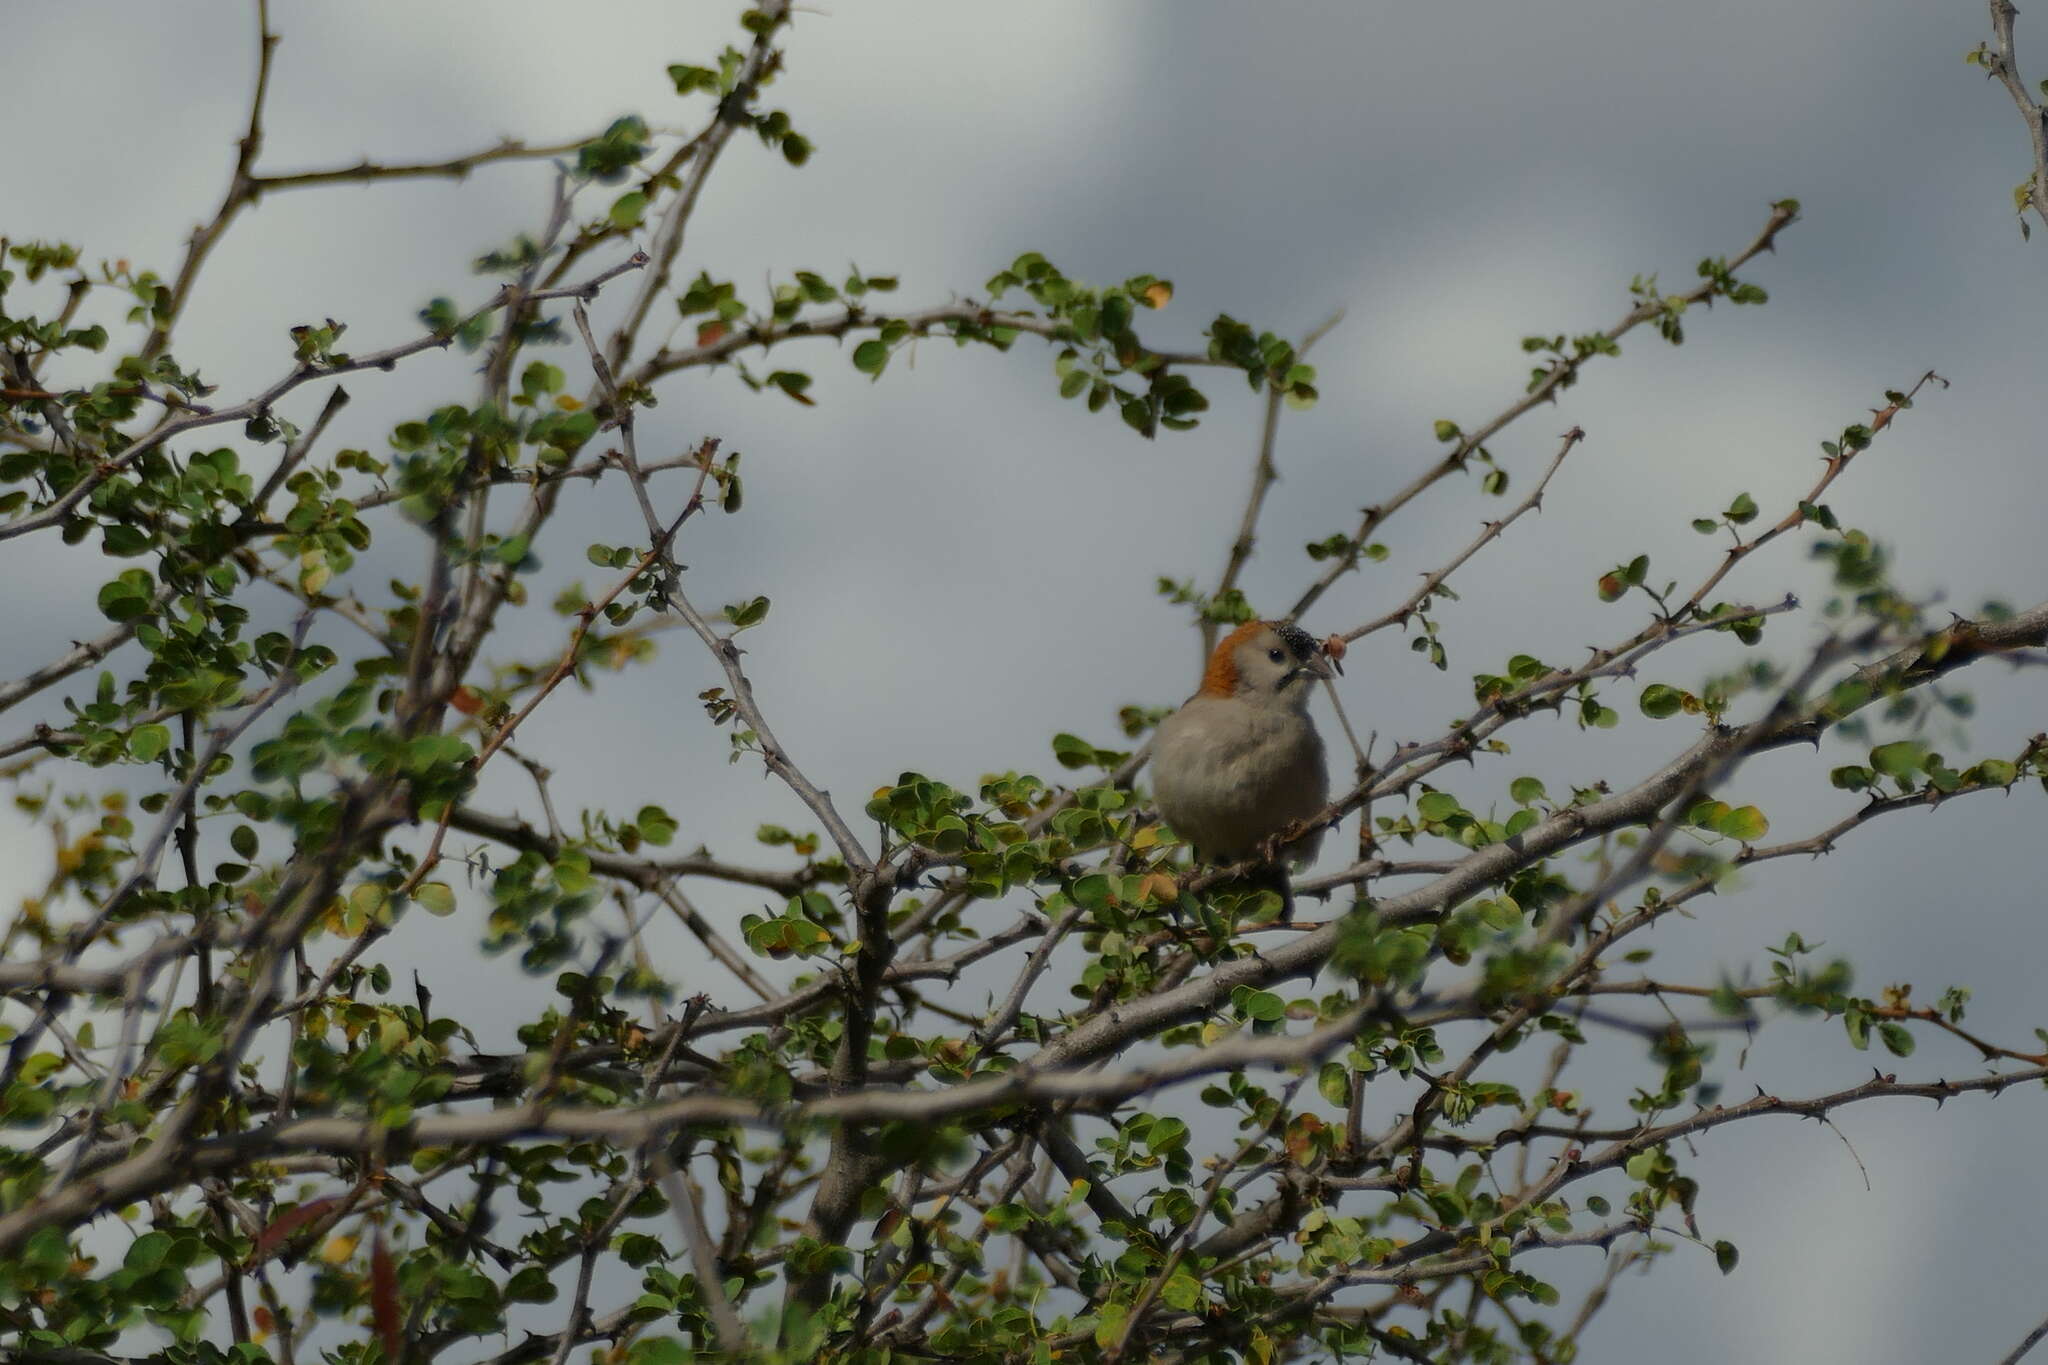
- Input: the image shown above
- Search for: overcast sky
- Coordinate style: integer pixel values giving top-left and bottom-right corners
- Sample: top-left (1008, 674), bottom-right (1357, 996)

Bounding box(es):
top-left (6, 3), bottom-right (2047, 1360)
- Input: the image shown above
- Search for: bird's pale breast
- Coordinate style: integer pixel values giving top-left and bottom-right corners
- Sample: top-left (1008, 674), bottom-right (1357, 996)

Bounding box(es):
top-left (1152, 697), bottom-right (1328, 862)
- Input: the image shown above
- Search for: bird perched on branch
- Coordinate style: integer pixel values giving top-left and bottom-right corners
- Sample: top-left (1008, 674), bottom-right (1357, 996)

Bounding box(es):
top-left (1152, 620), bottom-right (1338, 919)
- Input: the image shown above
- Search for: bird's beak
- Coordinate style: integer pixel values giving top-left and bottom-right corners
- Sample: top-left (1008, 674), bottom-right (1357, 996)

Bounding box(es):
top-left (1290, 651), bottom-right (1339, 685)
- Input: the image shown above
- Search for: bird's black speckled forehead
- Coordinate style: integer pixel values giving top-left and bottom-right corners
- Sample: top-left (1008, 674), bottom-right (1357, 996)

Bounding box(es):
top-left (1270, 622), bottom-right (1320, 660)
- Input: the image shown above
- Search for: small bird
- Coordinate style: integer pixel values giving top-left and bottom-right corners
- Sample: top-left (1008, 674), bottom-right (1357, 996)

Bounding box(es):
top-left (1152, 620), bottom-right (1337, 917)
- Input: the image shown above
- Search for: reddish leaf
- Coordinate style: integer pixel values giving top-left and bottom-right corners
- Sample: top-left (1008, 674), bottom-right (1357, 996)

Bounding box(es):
top-left (253, 1195), bottom-right (342, 1260)
top-left (370, 1230), bottom-right (400, 1361)
top-left (697, 321), bottom-right (727, 346)
top-left (449, 686), bottom-right (483, 716)
top-left (1284, 1112), bottom-right (1326, 1166)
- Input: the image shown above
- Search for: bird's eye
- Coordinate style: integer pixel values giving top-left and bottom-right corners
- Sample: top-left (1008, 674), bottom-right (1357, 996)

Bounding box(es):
top-left (1268, 648), bottom-right (1285, 663)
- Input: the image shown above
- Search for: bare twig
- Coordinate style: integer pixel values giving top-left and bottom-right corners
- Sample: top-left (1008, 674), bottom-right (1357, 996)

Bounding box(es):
top-left (139, 0), bottom-right (278, 362)
top-left (652, 1152), bottom-right (748, 1353)
top-left (1981, 0), bottom-right (2048, 233)
top-left (1287, 200), bottom-right (1798, 623)
top-left (0, 588), bottom-right (174, 715)
top-left (606, 0), bottom-right (794, 374)
top-left (1342, 425), bottom-right (1582, 643)
top-left (1999, 1308), bottom-right (2048, 1365)
top-left (249, 135), bottom-right (598, 196)
top-left (1202, 309), bottom-right (1346, 662)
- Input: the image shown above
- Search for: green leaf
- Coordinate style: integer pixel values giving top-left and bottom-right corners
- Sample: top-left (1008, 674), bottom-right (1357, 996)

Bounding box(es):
top-left (1687, 799), bottom-right (1731, 829)
top-left (852, 339), bottom-right (889, 375)
top-left (766, 371), bottom-right (814, 406)
top-left (1416, 791), bottom-right (1460, 823)
top-left (1877, 1021), bottom-right (1915, 1057)
top-left (1317, 1061), bottom-right (1350, 1108)
top-left (96, 568), bottom-right (156, 622)
top-left (554, 849), bottom-right (593, 895)
top-left (1692, 518), bottom-right (1720, 534)
top-left (1869, 741), bottom-right (1926, 779)
top-left (608, 191), bottom-right (648, 229)
top-left (1638, 684), bottom-right (1684, 719)
top-left (1478, 896), bottom-right (1521, 931)
top-left (636, 804), bottom-right (679, 846)
top-left (1434, 419), bottom-right (1461, 442)
top-left (1051, 733), bottom-right (1101, 770)
top-left (1715, 805), bottom-right (1768, 841)
top-left (1970, 759), bottom-right (2017, 787)
top-left (629, 1339), bottom-right (690, 1365)
top-left (1241, 990), bottom-right (1285, 1022)
top-left (125, 1231), bottom-right (174, 1272)
top-left (1725, 491), bottom-right (1758, 525)
top-left (669, 63), bottom-right (718, 94)
top-left (1161, 1272), bottom-right (1203, 1310)
top-left (1144, 1116), bottom-right (1191, 1153)
top-left (1510, 776), bottom-right (1546, 806)
top-left (103, 524), bottom-right (153, 557)
top-left (506, 1265), bottom-right (558, 1302)
top-left (1715, 1240), bottom-right (1739, 1275)
top-left (723, 596), bottom-right (770, 630)
top-left (414, 882), bottom-right (457, 916)
top-left (128, 724), bottom-right (172, 762)
top-left (984, 1203), bottom-right (1031, 1233)
top-left (520, 361), bottom-right (564, 398)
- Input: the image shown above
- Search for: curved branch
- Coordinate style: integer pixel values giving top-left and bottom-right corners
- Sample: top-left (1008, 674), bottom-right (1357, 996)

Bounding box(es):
top-left (1287, 199), bottom-right (1798, 623)
top-left (1982, 0), bottom-right (2048, 232)
top-left (0, 256), bottom-right (646, 546)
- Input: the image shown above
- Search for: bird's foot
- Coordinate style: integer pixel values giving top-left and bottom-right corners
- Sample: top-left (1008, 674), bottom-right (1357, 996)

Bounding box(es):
top-left (1259, 820), bottom-right (1315, 863)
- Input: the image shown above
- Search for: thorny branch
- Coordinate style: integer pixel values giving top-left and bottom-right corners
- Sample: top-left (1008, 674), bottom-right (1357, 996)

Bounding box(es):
top-left (0, 255), bottom-right (648, 546)
top-left (2, 0), bottom-right (2043, 1357)
top-left (1202, 310), bottom-right (1346, 663)
top-left (1980, 0), bottom-right (2048, 233)
top-left (1287, 199), bottom-right (1799, 624)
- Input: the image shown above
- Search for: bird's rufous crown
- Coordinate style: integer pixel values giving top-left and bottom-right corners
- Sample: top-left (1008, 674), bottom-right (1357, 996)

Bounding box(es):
top-left (1198, 620), bottom-right (1322, 697)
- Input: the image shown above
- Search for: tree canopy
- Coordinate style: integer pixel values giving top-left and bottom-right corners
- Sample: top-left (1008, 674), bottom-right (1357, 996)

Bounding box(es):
top-left (4, 3), bottom-right (2048, 1363)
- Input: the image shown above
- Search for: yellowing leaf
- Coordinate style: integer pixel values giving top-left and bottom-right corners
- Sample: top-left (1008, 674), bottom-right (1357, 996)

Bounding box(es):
top-left (1136, 871), bottom-right (1178, 904)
